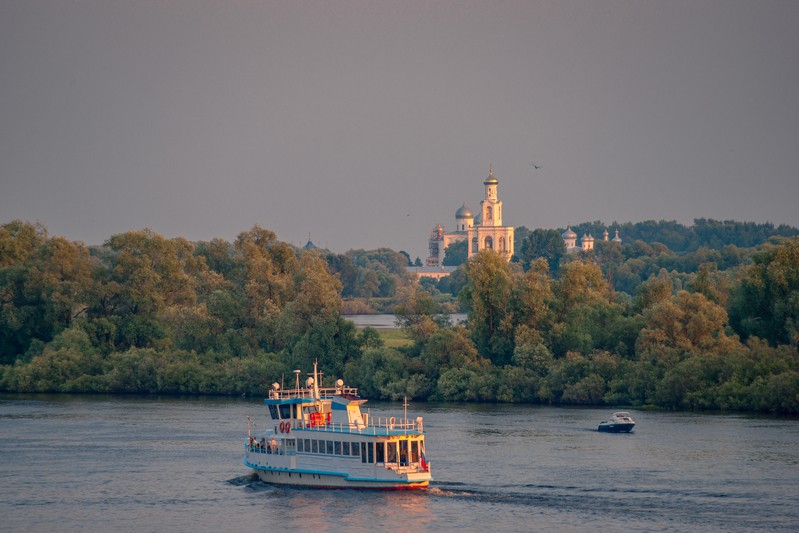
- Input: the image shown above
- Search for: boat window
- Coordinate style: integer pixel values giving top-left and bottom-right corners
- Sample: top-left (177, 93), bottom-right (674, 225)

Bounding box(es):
top-left (304, 439), bottom-right (310, 452)
top-left (368, 442), bottom-right (374, 463)
top-left (341, 442), bottom-right (349, 456)
top-left (410, 440), bottom-right (419, 462)
top-left (326, 441), bottom-right (334, 455)
top-left (279, 404), bottom-right (291, 419)
top-left (297, 439), bottom-right (304, 452)
top-left (375, 442), bottom-right (385, 463)
top-left (312, 440), bottom-right (319, 453)
top-left (334, 441), bottom-right (341, 455)
top-left (352, 443), bottom-right (360, 457)
top-left (268, 405), bottom-right (278, 420)
top-left (286, 439), bottom-right (295, 451)
top-left (387, 442), bottom-right (398, 463)
top-left (399, 440), bottom-right (408, 465)
top-left (361, 443), bottom-right (367, 463)
top-left (319, 440), bottom-right (326, 454)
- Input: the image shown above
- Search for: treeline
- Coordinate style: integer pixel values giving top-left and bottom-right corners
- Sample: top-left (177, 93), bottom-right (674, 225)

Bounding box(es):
top-left (326, 248), bottom-right (414, 302)
top-left (0, 221), bottom-right (368, 394)
top-left (1, 219), bottom-right (798, 414)
top-left (516, 218), bottom-right (799, 255)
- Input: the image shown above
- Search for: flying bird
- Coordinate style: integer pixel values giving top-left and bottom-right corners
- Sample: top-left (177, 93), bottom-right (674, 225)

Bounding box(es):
top-left (531, 163), bottom-right (543, 170)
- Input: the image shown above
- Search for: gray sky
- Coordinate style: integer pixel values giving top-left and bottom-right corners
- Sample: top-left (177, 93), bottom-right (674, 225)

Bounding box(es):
top-left (2, 0), bottom-right (798, 261)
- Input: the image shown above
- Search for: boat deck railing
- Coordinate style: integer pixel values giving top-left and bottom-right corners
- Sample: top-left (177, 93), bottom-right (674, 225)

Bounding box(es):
top-left (296, 415), bottom-right (422, 434)
top-left (268, 386), bottom-right (359, 400)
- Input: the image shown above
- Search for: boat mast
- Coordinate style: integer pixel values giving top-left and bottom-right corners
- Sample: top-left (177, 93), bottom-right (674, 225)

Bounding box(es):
top-left (403, 396), bottom-right (408, 436)
top-left (312, 360), bottom-right (320, 400)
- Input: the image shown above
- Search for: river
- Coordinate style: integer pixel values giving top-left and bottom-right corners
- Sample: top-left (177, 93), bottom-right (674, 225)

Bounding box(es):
top-left (1, 394), bottom-right (798, 532)
top-left (345, 314), bottom-right (467, 328)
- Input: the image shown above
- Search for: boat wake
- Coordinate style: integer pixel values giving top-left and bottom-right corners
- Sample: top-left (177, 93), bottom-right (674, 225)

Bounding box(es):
top-left (226, 474), bottom-right (259, 487)
top-left (428, 479), bottom-right (753, 518)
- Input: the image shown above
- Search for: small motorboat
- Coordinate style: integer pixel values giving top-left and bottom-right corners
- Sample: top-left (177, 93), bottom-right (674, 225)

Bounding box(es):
top-left (598, 412), bottom-right (635, 433)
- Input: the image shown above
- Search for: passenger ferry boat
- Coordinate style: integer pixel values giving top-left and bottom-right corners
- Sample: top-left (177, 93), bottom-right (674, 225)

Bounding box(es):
top-left (243, 363), bottom-right (432, 489)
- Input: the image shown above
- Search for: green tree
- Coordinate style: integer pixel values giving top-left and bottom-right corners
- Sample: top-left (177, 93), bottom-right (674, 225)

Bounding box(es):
top-left (355, 269), bottom-right (380, 299)
top-left (687, 262), bottom-right (731, 308)
top-left (234, 226), bottom-right (297, 317)
top-left (730, 238), bottom-right (799, 345)
top-left (512, 258), bottom-right (553, 332)
top-left (104, 229), bottom-right (199, 316)
top-left (443, 239), bottom-right (468, 266)
top-left (394, 286), bottom-right (445, 343)
top-left (437, 265), bottom-right (468, 296)
top-left (635, 269), bottom-right (674, 311)
top-left (593, 240), bottom-right (623, 300)
top-left (636, 290), bottom-right (739, 368)
top-left (0, 220), bottom-right (48, 267)
top-left (419, 326), bottom-right (481, 381)
top-left (281, 251), bottom-right (343, 338)
top-left (460, 251), bottom-right (515, 364)
top-left (553, 260), bottom-right (607, 322)
top-left (0, 226), bottom-right (94, 360)
top-left (512, 324), bottom-right (553, 375)
top-left (515, 229), bottom-right (566, 272)
top-left (343, 345), bottom-right (410, 399)
top-left (194, 238), bottom-right (238, 279)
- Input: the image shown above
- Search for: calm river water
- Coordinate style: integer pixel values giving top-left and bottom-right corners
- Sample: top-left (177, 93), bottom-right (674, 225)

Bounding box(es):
top-left (1, 394), bottom-right (798, 532)
top-left (345, 314), bottom-right (467, 329)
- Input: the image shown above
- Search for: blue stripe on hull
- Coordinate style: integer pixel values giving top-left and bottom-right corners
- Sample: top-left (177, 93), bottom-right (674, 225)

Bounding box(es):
top-left (243, 458), bottom-right (432, 487)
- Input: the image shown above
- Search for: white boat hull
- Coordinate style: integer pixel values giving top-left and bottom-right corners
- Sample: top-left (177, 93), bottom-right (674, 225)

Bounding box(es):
top-left (243, 436), bottom-right (431, 490)
top-left (251, 466), bottom-right (430, 490)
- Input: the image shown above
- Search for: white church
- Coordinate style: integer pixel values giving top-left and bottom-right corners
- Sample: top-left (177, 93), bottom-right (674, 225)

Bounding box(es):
top-left (408, 165), bottom-right (622, 280)
top-left (425, 165), bottom-right (515, 269)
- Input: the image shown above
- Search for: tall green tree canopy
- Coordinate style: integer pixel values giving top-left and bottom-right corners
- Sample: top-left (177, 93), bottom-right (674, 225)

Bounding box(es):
top-left (730, 238), bottom-right (799, 346)
top-left (515, 228), bottom-right (566, 272)
top-left (460, 250), bottom-right (516, 364)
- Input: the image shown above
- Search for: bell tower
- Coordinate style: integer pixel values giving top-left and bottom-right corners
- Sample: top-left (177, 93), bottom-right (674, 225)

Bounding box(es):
top-left (467, 164), bottom-right (514, 261)
top-left (480, 164), bottom-right (502, 227)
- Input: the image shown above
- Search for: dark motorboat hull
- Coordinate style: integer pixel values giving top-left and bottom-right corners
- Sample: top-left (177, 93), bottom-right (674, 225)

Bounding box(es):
top-left (598, 423), bottom-right (634, 433)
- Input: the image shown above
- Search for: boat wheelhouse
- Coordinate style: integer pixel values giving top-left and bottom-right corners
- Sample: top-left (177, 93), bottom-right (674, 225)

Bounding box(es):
top-left (243, 364), bottom-right (431, 489)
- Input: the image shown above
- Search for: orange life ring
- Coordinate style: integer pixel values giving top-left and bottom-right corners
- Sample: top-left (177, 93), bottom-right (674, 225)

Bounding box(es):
top-left (280, 421), bottom-right (290, 433)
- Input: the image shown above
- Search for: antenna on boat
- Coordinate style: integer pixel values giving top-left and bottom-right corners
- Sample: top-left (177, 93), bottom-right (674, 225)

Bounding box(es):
top-left (293, 369), bottom-right (301, 396)
top-left (404, 396), bottom-right (408, 436)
